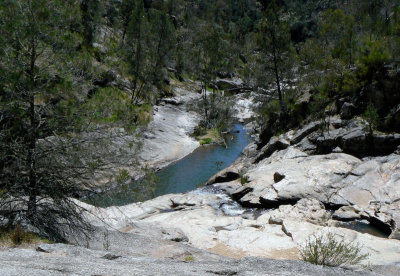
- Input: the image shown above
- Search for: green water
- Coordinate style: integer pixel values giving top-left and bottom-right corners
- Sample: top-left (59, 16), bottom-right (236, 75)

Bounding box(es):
top-left (92, 124), bottom-right (250, 207)
top-left (154, 124), bottom-right (250, 196)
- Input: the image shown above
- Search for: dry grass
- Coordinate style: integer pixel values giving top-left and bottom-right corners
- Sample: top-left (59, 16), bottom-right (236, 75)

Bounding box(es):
top-left (0, 226), bottom-right (50, 248)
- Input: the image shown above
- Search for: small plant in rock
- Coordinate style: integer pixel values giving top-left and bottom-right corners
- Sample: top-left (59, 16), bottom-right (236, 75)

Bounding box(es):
top-left (103, 230), bottom-right (110, 251)
top-left (184, 255), bottom-right (195, 262)
top-left (300, 232), bottom-right (369, 267)
top-left (240, 175), bottom-right (249, 184)
top-left (239, 170), bottom-right (249, 184)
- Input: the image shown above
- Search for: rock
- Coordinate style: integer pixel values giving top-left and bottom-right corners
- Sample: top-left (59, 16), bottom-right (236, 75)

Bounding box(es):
top-left (333, 206), bottom-right (365, 221)
top-left (255, 136), bottom-right (290, 162)
top-left (0, 244), bottom-right (384, 276)
top-left (35, 246), bottom-right (49, 253)
top-left (332, 146), bottom-right (343, 153)
top-left (389, 212), bottom-right (400, 239)
top-left (295, 137), bottom-right (317, 153)
top-left (214, 78), bottom-right (244, 90)
top-left (274, 172), bottom-right (285, 183)
top-left (341, 102), bottom-right (357, 119)
top-left (231, 146), bottom-right (400, 232)
top-left (290, 122), bottom-right (321, 145)
top-left (267, 199), bottom-right (330, 226)
top-left (373, 133), bottom-right (400, 156)
top-left (101, 253), bottom-right (121, 260)
top-left (139, 89), bottom-right (201, 170)
top-left (283, 219), bottom-right (400, 266)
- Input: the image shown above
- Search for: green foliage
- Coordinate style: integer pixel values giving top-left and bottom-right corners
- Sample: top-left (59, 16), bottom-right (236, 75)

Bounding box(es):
top-left (83, 88), bottom-right (150, 131)
top-left (240, 175), bottom-right (249, 185)
top-left (358, 37), bottom-right (391, 80)
top-left (80, 0), bottom-right (103, 48)
top-left (300, 232), bottom-right (369, 267)
top-left (115, 169), bottom-right (130, 184)
top-left (184, 255), bottom-right (195, 262)
top-left (200, 138), bottom-right (212, 145)
top-left (192, 126), bottom-right (207, 137)
top-left (363, 103), bottom-right (380, 134)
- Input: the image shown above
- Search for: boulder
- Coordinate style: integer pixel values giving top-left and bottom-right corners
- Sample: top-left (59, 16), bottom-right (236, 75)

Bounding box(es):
top-left (256, 136), bottom-right (290, 162)
top-left (214, 78), bottom-right (244, 90)
top-left (291, 121), bottom-right (321, 145)
top-left (340, 102), bottom-right (357, 119)
top-left (267, 198), bottom-right (330, 225)
top-left (332, 206), bottom-right (366, 221)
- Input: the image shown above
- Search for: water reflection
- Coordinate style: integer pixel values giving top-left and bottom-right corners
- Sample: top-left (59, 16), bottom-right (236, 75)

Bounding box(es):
top-left (154, 124), bottom-right (250, 196)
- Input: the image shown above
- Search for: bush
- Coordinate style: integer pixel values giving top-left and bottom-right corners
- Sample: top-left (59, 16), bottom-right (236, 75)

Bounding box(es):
top-left (200, 138), bottom-right (212, 145)
top-left (0, 225), bottom-right (49, 246)
top-left (300, 232), bottom-right (369, 267)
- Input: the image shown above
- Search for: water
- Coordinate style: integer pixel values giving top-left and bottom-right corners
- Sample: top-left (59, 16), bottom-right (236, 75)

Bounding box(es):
top-left (154, 124), bottom-right (251, 196)
top-left (91, 124), bottom-right (250, 207)
top-left (190, 185), bottom-right (262, 219)
top-left (337, 220), bottom-right (389, 238)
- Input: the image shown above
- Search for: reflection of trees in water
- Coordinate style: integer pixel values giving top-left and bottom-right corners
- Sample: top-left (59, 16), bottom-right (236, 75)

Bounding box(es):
top-left (91, 124), bottom-right (250, 207)
top-left (88, 168), bottom-right (159, 207)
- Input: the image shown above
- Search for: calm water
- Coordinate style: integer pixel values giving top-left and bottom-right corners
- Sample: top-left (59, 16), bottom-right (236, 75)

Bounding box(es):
top-left (154, 124), bottom-right (250, 196)
top-left (92, 124), bottom-right (250, 207)
top-left (337, 220), bottom-right (389, 238)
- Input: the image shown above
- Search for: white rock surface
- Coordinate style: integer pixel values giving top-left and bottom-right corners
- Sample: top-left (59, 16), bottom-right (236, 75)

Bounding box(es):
top-left (139, 88), bottom-right (201, 170)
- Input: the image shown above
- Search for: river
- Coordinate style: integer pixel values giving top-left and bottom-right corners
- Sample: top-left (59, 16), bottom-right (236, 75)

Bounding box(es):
top-left (92, 124), bottom-right (250, 207)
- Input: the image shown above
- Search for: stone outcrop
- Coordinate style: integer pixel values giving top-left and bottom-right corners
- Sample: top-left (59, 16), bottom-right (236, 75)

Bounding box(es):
top-left (0, 242), bottom-right (384, 276)
top-left (73, 187), bottom-right (400, 270)
top-left (207, 116), bottom-right (400, 240)
top-left (139, 88), bottom-right (201, 170)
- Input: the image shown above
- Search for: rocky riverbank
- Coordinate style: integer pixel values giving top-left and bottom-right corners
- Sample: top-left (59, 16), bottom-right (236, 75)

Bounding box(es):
top-left (3, 87), bottom-right (400, 275)
top-left (73, 114), bottom-right (400, 273)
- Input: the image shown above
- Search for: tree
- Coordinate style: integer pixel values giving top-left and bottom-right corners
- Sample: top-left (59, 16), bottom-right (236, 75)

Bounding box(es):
top-left (80, 0), bottom-right (103, 48)
top-left (257, 0), bottom-right (294, 127)
top-left (120, 0), bottom-right (136, 44)
top-left (148, 8), bottom-right (176, 92)
top-left (193, 23), bottom-right (231, 127)
top-left (320, 9), bottom-right (356, 65)
top-left (123, 0), bottom-right (150, 104)
top-left (0, 0), bottom-right (104, 241)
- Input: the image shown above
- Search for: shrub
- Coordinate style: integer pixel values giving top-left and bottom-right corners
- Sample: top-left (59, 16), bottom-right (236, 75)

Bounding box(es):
top-left (10, 225), bottom-right (26, 245)
top-left (1, 225), bottom-right (48, 246)
top-left (200, 138), bottom-right (212, 145)
top-left (184, 255), bottom-right (195, 262)
top-left (362, 103), bottom-right (379, 134)
top-left (300, 232), bottom-right (369, 267)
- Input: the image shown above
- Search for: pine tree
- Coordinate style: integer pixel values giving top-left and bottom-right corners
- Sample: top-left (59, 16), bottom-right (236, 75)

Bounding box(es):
top-left (0, 0), bottom-right (104, 241)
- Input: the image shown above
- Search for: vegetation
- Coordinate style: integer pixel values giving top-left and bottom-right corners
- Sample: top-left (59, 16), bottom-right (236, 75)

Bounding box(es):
top-left (1, 0), bottom-right (399, 243)
top-left (200, 138), bottom-right (212, 145)
top-left (0, 225), bottom-right (49, 247)
top-left (300, 232), bottom-right (369, 267)
top-left (184, 255), bottom-right (195, 262)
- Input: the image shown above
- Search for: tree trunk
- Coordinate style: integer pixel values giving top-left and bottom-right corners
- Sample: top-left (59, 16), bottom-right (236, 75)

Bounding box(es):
top-left (132, 18), bottom-right (142, 103)
top-left (271, 32), bottom-right (286, 130)
top-left (203, 82), bottom-right (208, 125)
top-left (27, 37), bottom-right (38, 223)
